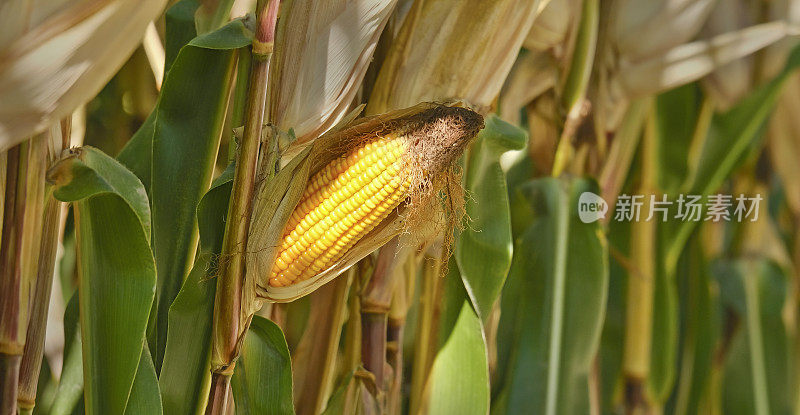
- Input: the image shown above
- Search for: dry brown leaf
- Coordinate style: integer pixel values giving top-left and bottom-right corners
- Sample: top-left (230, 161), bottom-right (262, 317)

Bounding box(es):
top-left (367, 0), bottom-right (541, 114)
top-left (498, 51), bottom-right (557, 125)
top-left (0, 0), bottom-right (167, 151)
top-left (700, 0), bottom-right (754, 109)
top-left (611, 0), bottom-right (715, 63)
top-left (524, 0), bottom-right (574, 52)
top-left (267, 0), bottom-right (398, 145)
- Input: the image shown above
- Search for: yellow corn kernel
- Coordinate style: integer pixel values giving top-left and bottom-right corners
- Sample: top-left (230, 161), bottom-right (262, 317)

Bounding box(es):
top-left (269, 136), bottom-right (411, 287)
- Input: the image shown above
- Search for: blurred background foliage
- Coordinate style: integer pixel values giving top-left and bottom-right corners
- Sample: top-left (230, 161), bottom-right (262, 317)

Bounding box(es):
top-left (3, 0), bottom-right (800, 414)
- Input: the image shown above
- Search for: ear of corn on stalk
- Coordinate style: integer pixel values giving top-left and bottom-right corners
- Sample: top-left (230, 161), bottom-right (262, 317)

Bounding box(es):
top-left (245, 102), bottom-right (483, 304)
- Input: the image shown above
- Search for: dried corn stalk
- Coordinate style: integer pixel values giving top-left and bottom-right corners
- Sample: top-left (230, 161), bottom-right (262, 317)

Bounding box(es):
top-left (0, 0), bottom-right (167, 151)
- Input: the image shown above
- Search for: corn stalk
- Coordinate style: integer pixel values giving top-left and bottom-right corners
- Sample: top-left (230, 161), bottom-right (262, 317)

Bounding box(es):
top-left (207, 1), bottom-right (279, 412)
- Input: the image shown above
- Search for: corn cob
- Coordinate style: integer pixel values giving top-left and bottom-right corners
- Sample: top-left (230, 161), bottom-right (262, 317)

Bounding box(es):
top-left (269, 135), bottom-right (412, 287)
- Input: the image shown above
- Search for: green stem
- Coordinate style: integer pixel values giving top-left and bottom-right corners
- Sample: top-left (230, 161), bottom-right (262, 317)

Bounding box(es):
top-left (207, 1), bottom-right (279, 413)
top-left (623, 104), bottom-right (658, 414)
top-left (544, 182), bottom-right (570, 415)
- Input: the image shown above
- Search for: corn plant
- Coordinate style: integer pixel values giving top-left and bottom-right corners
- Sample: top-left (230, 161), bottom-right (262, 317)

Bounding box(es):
top-left (2, 0), bottom-right (800, 414)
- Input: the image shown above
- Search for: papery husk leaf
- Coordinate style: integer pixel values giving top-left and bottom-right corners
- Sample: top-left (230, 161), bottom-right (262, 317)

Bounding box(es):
top-left (524, 93), bottom-right (560, 175)
top-left (268, 0), bottom-right (398, 145)
top-left (0, 0), bottom-right (168, 151)
top-left (367, 0), bottom-right (540, 114)
top-left (498, 51), bottom-right (557, 125)
top-left (0, 0), bottom-right (73, 44)
top-left (616, 21), bottom-right (796, 100)
top-left (245, 102), bottom-right (475, 305)
top-left (612, 0), bottom-right (715, 62)
top-left (523, 0), bottom-right (573, 52)
top-left (700, 0), bottom-right (754, 109)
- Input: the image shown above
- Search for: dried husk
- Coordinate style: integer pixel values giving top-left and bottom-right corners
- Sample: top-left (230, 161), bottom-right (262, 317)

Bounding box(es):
top-left (700, 0), bottom-right (754, 109)
top-left (245, 103), bottom-right (483, 306)
top-left (367, 0), bottom-right (541, 114)
top-left (524, 93), bottom-right (561, 175)
top-left (267, 0), bottom-right (398, 144)
top-left (615, 21), bottom-right (794, 99)
top-left (598, 18), bottom-right (796, 131)
top-left (611, 0), bottom-right (715, 62)
top-left (0, 0), bottom-right (167, 151)
top-left (523, 0), bottom-right (574, 53)
top-left (498, 51), bottom-right (558, 125)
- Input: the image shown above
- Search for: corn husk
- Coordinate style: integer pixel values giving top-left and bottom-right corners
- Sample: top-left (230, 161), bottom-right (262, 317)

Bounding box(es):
top-left (524, 0), bottom-right (574, 53)
top-left (367, 0), bottom-right (541, 114)
top-left (246, 103), bottom-right (482, 305)
top-left (498, 51), bottom-right (557, 125)
top-left (0, 0), bottom-right (167, 151)
top-left (616, 21), bottom-right (794, 99)
top-left (598, 19), bottom-right (796, 131)
top-left (611, 0), bottom-right (715, 62)
top-left (267, 0), bottom-right (398, 145)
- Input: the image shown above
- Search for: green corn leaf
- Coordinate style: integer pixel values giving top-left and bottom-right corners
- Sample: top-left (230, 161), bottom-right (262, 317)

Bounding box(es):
top-left (116, 0), bottom-right (202, 188)
top-left (158, 165), bottom-right (232, 415)
top-left (596, 219), bottom-right (630, 413)
top-left (320, 371), bottom-right (355, 415)
top-left (50, 146), bottom-right (156, 414)
top-left (714, 259), bottom-right (792, 415)
top-left (493, 177), bottom-right (608, 415)
top-left (425, 263), bottom-right (491, 415)
top-left (118, 13), bottom-right (252, 370)
top-left (150, 18), bottom-right (250, 370)
top-left (48, 294), bottom-right (83, 415)
top-left (670, 236), bottom-right (721, 415)
top-left (231, 316), bottom-right (295, 415)
top-left (124, 346), bottom-right (163, 415)
top-left (664, 45), bottom-right (800, 271)
top-left (456, 115), bottom-right (526, 320)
